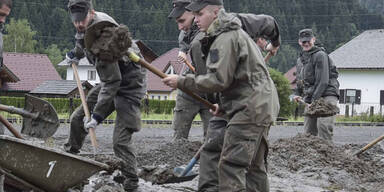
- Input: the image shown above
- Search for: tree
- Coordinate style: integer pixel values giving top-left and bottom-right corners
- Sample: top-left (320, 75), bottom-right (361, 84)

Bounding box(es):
top-left (269, 67), bottom-right (295, 117)
top-left (44, 44), bottom-right (67, 79)
top-left (3, 19), bottom-right (37, 53)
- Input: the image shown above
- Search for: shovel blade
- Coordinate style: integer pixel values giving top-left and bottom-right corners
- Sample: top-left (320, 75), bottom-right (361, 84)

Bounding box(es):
top-left (21, 94), bottom-right (59, 138)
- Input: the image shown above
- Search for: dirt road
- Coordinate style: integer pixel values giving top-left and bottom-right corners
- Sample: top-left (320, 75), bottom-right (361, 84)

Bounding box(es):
top-left (3, 124), bottom-right (384, 192)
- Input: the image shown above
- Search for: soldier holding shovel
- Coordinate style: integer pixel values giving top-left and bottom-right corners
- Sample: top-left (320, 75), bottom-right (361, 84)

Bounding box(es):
top-left (163, 0), bottom-right (280, 191)
top-left (293, 29), bottom-right (340, 141)
top-left (63, 0), bottom-right (146, 191)
top-left (168, 0), bottom-right (213, 140)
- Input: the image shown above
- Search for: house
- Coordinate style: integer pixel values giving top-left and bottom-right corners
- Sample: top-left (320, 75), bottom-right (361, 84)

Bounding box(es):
top-left (330, 29), bottom-right (384, 115)
top-left (30, 80), bottom-right (93, 98)
top-left (58, 40), bottom-right (158, 86)
top-left (284, 29), bottom-right (384, 115)
top-left (0, 63), bottom-right (20, 88)
top-left (0, 52), bottom-right (62, 97)
top-left (147, 48), bottom-right (190, 100)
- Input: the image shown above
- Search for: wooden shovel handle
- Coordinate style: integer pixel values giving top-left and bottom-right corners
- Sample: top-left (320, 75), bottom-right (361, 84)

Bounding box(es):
top-left (72, 63), bottom-right (98, 149)
top-left (264, 52), bottom-right (273, 63)
top-left (128, 52), bottom-right (217, 111)
top-left (182, 58), bottom-right (196, 73)
top-left (0, 114), bottom-right (23, 139)
top-left (354, 134), bottom-right (384, 156)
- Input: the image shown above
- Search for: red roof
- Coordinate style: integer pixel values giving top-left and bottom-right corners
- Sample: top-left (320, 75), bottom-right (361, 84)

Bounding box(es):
top-left (2, 52), bottom-right (62, 91)
top-left (148, 48), bottom-right (179, 92)
top-left (284, 66), bottom-right (297, 89)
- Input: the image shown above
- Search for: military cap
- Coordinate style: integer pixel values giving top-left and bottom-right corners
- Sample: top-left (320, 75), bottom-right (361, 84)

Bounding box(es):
top-left (168, 0), bottom-right (191, 19)
top-left (299, 29), bottom-right (314, 42)
top-left (185, 0), bottom-right (223, 12)
top-left (67, 0), bottom-right (93, 22)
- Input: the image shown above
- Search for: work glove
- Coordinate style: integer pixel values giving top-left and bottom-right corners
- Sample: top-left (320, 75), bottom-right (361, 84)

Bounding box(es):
top-left (66, 50), bottom-right (80, 65)
top-left (83, 116), bottom-right (98, 132)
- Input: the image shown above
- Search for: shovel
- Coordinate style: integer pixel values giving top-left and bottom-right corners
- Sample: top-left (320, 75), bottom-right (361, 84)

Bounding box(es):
top-left (353, 134), bottom-right (384, 156)
top-left (0, 94), bottom-right (59, 138)
top-left (72, 63), bottom-right (98, 156)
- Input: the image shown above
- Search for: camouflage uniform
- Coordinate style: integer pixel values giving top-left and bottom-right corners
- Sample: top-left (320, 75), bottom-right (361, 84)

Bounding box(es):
top-left (64, 7), bottom-right (147, 191)
top-left (172, 22), bottom-right (212, 139)
top-left (296, 29), bottom-right (340, 141)
top-left (178, 7), bottom-right (280, 192)
top-left (197, 13), bottom-right (281, 192)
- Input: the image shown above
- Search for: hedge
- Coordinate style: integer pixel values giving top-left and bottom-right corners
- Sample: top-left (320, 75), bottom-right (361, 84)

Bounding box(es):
top-left (0, 96), bottom-right (175, 114)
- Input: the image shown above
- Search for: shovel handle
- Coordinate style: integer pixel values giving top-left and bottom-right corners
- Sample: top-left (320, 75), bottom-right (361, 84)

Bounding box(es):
top-left (128, 52), bottom-right (217, 112)
top-left (72, 63), bottom-right (98, 149)
top-left (0, 114), bottom-right (24, 139)
top-left (353, 134), bottom-right (384, 156)
top-left (182, 58), bottom-right (196, 73)
top-left (180, 144), bottom-right (204, 177)
top-left (264, 52), bottom-right (273, 63)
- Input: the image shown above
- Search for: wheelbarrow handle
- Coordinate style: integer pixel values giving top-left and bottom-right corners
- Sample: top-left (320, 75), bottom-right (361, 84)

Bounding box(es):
top-left (0, 104), bottom-right (38, 119)
top-left (72, 63), bottom-right (98, 150)
top-left (0, 114), bottom-right (24, 139)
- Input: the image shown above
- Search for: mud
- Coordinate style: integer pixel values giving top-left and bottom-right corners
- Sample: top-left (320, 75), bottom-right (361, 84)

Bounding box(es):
top-left (3, 125), bottom-right (384, 192)
top-left (269, 134), bottom-right (384, 191)
top-left (304, 97), bottom-right (340, 117)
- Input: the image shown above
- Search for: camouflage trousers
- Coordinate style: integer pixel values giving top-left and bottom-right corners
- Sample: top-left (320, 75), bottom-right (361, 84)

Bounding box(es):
top-left (199, 118), bottom-right (270, 192)
top-left (198, 117), bottom-right (227, 192)
top-left (172, 92), bottom-right (212, 140)
top-left (64, 85), bottom-right (142, 189)
top-left (304, 96), bottom-right (338, 141)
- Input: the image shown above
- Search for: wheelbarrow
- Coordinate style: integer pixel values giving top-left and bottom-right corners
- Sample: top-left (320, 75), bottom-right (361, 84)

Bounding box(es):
top-left (0, 94), bottom-right (59, 138)
top-left (0, 135), bottom-right (109, 192)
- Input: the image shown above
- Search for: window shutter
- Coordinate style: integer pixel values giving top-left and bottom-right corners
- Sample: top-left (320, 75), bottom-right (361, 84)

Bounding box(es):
top-left (380, 90), bottom-right (384, 105)
top-left (339, 89), bottom-right (345, 104)
top-left (356, 90), bottom-right (361, 104)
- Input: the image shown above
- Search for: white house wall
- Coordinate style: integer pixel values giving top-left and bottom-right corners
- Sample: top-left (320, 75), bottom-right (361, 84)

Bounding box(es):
top-left (66, 66), bottom-right (100, 86)
top-left (338, 70), bottom-right (384, 115)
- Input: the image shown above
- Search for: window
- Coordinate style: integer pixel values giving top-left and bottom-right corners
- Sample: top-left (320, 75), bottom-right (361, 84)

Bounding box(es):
top-left (340, 89), bottom-right (361, 104)
top-left (151, 96), bottom-right (154, 100)
top-left (164, 96), bottom-right (167, 100)
top-left (158, 96), bottom-right (161, 100)
top-left (165, 66), bottom-right (174, 75)
top-left (88, 70), bottom-right (96, 80)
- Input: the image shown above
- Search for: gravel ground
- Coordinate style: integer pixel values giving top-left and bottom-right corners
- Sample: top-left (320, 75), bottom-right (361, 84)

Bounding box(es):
top-left (3, 123), bottom-right (384, 192)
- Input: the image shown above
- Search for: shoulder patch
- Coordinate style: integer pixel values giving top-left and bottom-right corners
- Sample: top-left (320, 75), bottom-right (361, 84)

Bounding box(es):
top-left (210, 49), bottom-right (219, 63)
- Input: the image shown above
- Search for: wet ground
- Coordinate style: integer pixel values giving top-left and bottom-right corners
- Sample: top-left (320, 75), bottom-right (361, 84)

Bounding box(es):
top-left (3, 124), bottom-right (384, 192)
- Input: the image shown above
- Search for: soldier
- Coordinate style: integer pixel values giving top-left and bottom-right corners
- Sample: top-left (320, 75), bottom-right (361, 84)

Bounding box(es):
top-left (294, 29), bottom-right (339, 141)
top-left (163, 0), bottom-right (280, 191)
top-left (168, 0), bottom-right (212, 140)
top-left (0, 1), bottom-right (12, 191)
top-left (197, 13), bottom-right (281, 192)
top-left (63, 0), bottom-right (147, 191)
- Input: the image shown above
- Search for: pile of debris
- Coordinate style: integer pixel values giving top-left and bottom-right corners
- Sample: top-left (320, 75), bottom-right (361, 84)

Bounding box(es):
top-left (269, 134), bottom-right (384, 191)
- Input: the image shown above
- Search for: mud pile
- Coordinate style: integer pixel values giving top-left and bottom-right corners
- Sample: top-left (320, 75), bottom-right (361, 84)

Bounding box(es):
top-left (136, 139), bottom-right (202, 168)
top-left (304, 97), bottom-right (340, 117)
top-left (269, 134), bottom-right (384, 191)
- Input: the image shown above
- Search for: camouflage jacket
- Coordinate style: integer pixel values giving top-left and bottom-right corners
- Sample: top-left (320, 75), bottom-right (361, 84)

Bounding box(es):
top-left (295, 46), bottom-right (339, 103)
top-left (178, 9), bottom-right (280, 126)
